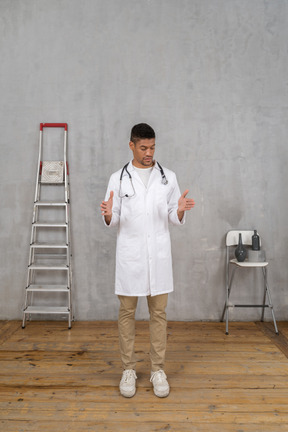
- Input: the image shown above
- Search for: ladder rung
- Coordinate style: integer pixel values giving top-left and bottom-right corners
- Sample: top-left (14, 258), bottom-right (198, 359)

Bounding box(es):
top-left (26, 285), bottom-right (69, 292)
top-left (34, 255), bottom-right (68, 260)
top-left (33, 222), bottom-right (67, 227)
top-left (28, 263), bottom-right (69, 270)
top-left (34, 201), bottom-right (67, 206)
top-left (39, 181), bottom-right (65, 184)
top-left (23, 306), bottom-right (70, 315)
top-left (234, 304), bottom-right (271, 308)
top-left (31, 243), bottom-right (68, 248)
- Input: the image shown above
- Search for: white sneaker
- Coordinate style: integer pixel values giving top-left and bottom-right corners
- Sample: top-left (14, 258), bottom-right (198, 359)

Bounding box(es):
top-left (119, 369), bottom-right (137, 398)
top-left (150, 370), bottom-right (170, 397)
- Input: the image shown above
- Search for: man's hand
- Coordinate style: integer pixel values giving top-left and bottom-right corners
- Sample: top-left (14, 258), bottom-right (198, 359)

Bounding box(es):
top-left (177, 189), bottom-right (195, 221)
top-left (100, 191), bottom-right (114, 225)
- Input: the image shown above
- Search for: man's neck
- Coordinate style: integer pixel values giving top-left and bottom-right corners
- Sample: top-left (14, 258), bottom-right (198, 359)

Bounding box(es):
top-left (132, 160), bottom-right (155, 169)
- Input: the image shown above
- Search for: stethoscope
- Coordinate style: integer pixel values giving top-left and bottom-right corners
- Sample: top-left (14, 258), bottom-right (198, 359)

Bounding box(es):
top-left (119, 161), bottom-right (168, 198)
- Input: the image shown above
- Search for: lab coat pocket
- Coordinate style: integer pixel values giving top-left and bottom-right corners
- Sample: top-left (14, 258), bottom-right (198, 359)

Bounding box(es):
top-left (121, 194), bottom-right (138, 219)
top-left (117, 236), bottom-right (141, 262)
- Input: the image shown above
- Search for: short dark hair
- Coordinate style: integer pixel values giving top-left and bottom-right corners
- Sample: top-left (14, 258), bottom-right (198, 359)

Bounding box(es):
top-left (130, 123), bottom-right (155, 143)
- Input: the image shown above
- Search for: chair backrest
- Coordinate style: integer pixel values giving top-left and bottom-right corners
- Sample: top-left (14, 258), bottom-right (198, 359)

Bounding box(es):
top-left (226, 230), bottom-right (262, 247)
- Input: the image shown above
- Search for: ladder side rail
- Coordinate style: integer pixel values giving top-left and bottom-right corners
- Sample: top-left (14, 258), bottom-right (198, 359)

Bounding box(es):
top-left (31, 126), bottom-right (42, 261)
top-left (26, 267), bottom-right (31, 289)
top-left (65, 202), bottom-right (69, 225)
top-left (66, 243), bottom-right (70, 267)
top-left (67, 264), bottom-right (71, 289)
top-left (34, 128), bottom-right (43, 203)
top-left (28, 235), bottom-right (33, 265)
top-left (30, 223), bottom-right (37, 263)
top-left (64, 129), bottom-right (68, 204)
top-left (27, 125), bottom-right (42, 319)
top-left (67, 264), bottom-right (72, 327)
top-left (36, 176), bottom-right (41, 219)
top-left (32, 185), bottom-right (41, 224)
top-left (63, 128), bottom-right (70, 256)
top-left (68, 213), bottom-right (72, 264)
top-left (28, 245), bottom-right (34, 269)
top-left (65, 225), bottom-right (69, 255)
top-left (66, 200), bottom-right (71, 267)
top-left (67, 180), bottom-right (73, 319)
top-left (69, 259), bottom-right (73, 322)
top-left (29, 224), bottom-right (35, 246)
top-left (27, 125), bottom-right (43, 293)
top-left (68, 180), bottom-right (73, 323)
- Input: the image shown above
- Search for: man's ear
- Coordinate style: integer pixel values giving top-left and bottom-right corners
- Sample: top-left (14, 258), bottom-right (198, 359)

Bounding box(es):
top-left (129, 141), bottom-right (135, 151)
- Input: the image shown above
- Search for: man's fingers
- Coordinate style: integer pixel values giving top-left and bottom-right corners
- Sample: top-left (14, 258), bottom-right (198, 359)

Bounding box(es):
top-left (186, 199), bottom-right (195, 205)
top-left (109, 191), bottom-right (114, 200)
top-left (181, 189), bottom-right (189, 198)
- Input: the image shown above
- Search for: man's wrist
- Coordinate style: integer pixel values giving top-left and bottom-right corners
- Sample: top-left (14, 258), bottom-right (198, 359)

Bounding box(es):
top-left (104, 214), bottom-right (112, 225)
top-left (177, 209), bottom-right (184, 222)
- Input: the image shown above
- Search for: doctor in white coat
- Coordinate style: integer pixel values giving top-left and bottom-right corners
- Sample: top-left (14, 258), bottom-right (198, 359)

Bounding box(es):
top-left (101, 123), bottom-right (194, 398)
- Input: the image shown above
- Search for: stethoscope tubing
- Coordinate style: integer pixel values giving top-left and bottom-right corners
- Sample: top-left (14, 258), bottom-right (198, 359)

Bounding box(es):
top-left (119, 161), bottom-right (168, 198)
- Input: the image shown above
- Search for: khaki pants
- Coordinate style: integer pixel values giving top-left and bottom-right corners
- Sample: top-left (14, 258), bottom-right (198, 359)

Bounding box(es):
top-left (118, 294), bottom-right (168, 372)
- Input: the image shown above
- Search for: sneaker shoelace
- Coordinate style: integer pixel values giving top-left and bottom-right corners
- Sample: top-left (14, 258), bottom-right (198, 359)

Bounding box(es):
top-left (123, 369), bottom-right (137, 383)
top-left (150, 370), bottom-right (167, 383)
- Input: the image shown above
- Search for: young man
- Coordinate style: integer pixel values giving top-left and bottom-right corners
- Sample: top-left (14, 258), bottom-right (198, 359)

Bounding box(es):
top-left (100, 123), bottom-right (194, 398)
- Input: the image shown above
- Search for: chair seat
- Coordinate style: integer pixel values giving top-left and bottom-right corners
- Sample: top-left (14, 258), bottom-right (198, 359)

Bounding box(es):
top-left (230, 258), bottom-right (268, 268)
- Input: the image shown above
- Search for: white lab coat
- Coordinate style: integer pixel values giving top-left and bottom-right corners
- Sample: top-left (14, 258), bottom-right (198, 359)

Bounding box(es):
top-left (103, 161), bottom-right (184, 297)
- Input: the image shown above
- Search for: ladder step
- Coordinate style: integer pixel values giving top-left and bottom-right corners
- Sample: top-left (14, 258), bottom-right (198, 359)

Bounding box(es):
top-left (33, 222), bottom-right (67, 227)
top-left (34, 201), bottom-right (67, 206)
top-left (34, 254), bottom-right (68, 260)
top-left (31, 242), bottom-right (68, 248)
top-left (28, 263), bottom-right (69, 270)
top-left (23, 306), bottom-right (70, 315)
top-left (26, 285), bottom-right (69, 292)
top-left (39, 181), bottom-right (65, 185)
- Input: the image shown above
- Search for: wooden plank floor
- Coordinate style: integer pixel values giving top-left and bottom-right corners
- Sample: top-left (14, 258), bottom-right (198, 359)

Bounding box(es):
top-left (0, 320), bottom-right (288, 431)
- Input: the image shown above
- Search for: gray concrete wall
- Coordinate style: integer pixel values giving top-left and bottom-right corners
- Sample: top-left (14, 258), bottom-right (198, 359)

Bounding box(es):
top-left (1, 0), bottom-right (288, 321)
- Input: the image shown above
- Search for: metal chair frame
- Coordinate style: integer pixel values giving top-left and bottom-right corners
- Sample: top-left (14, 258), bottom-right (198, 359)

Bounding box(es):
top-left (221, 230), bottom-right (278, 335)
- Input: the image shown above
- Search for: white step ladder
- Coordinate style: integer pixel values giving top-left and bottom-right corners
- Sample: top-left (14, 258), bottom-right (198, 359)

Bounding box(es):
top-left (22, 123), bottom-right (73, 329)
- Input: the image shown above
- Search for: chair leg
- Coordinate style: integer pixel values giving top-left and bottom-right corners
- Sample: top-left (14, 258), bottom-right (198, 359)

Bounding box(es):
top-left (225, 305), bottom-right (229, 335)
top-left (221, 302), bottom-right (227, 323)
top-left (262, 268), bottom-right (279, 335)
top-left (220, 292), bottom-right (229, 333)
top-left (221, 267), bottom-right (236, 335)
top-left (261, 270), bottom-right (267, 322)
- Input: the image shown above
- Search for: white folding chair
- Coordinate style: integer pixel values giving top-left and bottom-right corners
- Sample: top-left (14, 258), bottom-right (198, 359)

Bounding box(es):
top-left (221, 230), bottom-right (278, 335)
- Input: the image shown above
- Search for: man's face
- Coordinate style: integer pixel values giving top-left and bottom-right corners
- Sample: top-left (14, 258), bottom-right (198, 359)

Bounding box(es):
top-left (129, 138), bottom-right (155, 168)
